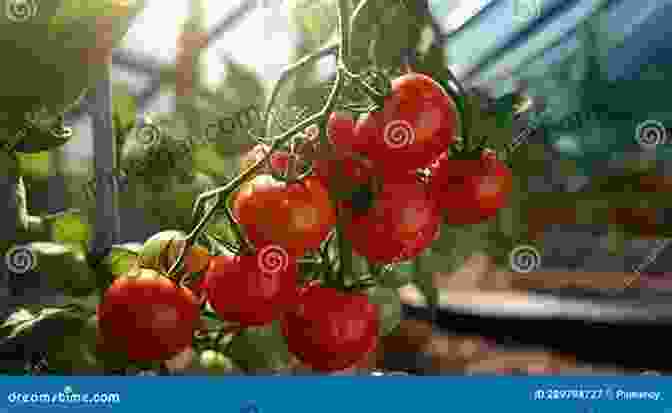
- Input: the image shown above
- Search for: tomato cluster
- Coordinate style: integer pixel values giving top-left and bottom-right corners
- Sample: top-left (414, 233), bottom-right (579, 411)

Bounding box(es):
top-left (96, 72), bottom-right (514, 374)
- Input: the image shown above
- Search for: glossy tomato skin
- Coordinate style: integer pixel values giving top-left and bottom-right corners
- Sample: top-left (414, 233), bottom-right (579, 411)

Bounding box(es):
top-left (97, 269), bottom-right (199, 362)
top-left (282, 284), bottom-right (379, 372)
top-left (429, 152), bottom-right (513, 225)
top-left (355, 73), bottom-right (459, 176)
top-left (232, 174), bottom-right (336, 257)
top-left (205, 251), bottom-right (298, 326)
top-left (342, 174), bottom-right (441, 264)
top-left (327, 111), bottom-right (367, 154)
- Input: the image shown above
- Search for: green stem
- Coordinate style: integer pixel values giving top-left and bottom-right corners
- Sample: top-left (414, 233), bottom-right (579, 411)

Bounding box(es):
top-left (168, 0), bottom-right (353, 278)
top-left (263, 43), bottom-right (338, 139)
top-left (223, 203), bottom-right (255, 254)
top-left (338, 0), bottom-right (351, 70)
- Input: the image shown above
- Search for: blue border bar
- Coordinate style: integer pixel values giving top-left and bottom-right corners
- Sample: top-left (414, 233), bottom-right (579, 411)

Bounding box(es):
top-left (1, 376), bottom-right (670, 412)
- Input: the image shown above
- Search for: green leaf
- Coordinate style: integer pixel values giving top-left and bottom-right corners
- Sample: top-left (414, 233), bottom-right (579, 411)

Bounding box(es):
top-left (227, 321), bottom-right (292, 373)
top-left (0, 306), bottom-right (88, 347)
top-left (208, 56), bottom-right (266, 155)
top-left (372, 3), bottom-right (422, 69)
top-left (431, 222), bottom-right (494, 270)
top-left (378, 263), bottom-right (414, 289)
top-left (26, 242), bottom-right (98, 296)
top-left (349, 0), bottom-right (381, 71)
top-left (287, 0), bottom-right (338, 49)
top-left (16, 152), bottom-right (51, 179)
top-left (45, 209), bottom-right (91, 246)
top-left (366, 286), bottom-right (402, 336)
top-left (218, 56), bottom-right (266, 111)
top-left (413, 269), bottom-right (437, 309)
top-left (46, 314), bottom-right (103, 374)
top-left (0, 0), bottom-right (147, 121)
top-left (463, 92), bottom-right (514, 152)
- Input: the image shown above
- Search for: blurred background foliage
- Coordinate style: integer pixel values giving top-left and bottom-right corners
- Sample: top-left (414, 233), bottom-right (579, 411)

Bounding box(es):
top-left (8, 0), bottom-right (672, 304)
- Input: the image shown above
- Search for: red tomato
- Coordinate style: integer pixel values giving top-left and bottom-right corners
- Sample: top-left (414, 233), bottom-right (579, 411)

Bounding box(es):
top-left (355, 73), bottom-right (459, 176)
top-left (327, 111), bottom-right (367, 154)
top-left (429, 151), bottom-right (513, 225)
top-left (342, 174), bottom-right (441, 264)
top-left (282, 284), bottom-right (379, 372)
top-left (232, 174), bottom-right (336, 257)
top-left (205, 249), bottom-right (298, 326)
top-left (97, 268), bottom-right (199, 362)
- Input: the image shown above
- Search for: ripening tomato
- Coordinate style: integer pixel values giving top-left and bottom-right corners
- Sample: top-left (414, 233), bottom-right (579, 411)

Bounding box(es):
top-left (342, 174), bottom-right (441, 264)
top-left (429, 151), bottom-right (513, 225)
top-left (282, 284), bottom-right (379, 372)
top-left (232, 174), bottom-right (336, 257)
top-left (327, 111), bottom-right (368, 154)
top-left (355, 73), bottom-right (459, 176)
top-left (239, 143), bottom-right (292, 174)
top-left (97, 268), bottom-right (200, 362)
top-left (204, 250), bottom-right (298, 326)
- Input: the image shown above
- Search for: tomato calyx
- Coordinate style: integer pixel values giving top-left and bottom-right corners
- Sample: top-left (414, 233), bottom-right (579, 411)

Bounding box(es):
top-left (343, 183), bottom-right (376, 214)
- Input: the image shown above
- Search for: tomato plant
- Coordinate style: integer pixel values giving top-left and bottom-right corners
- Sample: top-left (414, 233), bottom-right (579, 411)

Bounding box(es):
top-left (97, 268), bottom-right (200, 362)
top-left (204, 249), bottom-right (298, 326)
top-left (281, 283), bottom-right (379, 372)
